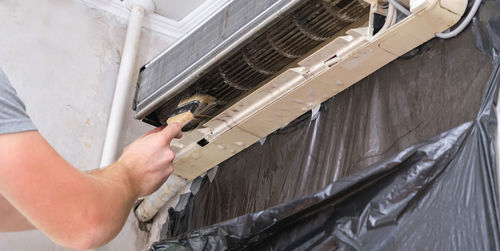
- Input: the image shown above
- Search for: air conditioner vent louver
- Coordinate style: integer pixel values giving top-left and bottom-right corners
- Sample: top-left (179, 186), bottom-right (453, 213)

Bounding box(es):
top-left (136, 0), bottom-right (369, 128)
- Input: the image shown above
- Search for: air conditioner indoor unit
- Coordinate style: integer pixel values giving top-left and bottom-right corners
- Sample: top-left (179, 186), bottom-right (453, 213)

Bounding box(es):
top-left (133, 0), bottom-right (467, 221)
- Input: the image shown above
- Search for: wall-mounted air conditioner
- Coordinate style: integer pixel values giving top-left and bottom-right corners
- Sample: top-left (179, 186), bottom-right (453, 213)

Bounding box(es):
top-left (133, 0), bottom-right (467, 222)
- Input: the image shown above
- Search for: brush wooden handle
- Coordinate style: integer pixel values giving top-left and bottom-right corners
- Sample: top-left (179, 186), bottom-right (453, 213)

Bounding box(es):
top-left (167, 111), bottom-right (194, 127)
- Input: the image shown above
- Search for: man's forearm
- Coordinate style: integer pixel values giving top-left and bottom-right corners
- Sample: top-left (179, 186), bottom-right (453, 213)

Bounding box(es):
top-left (0, 164), bottom-right (138, 247)
top-left (0, 194), bottom-right (35, 232)
top-left (0, 163), bottom-right (137, 234)
top-left (82, 162), bottom-right (140, 247)
top-left (0, 124), bottom-right (180, 249)
top-left (0, 131), bottom-right (140, 249)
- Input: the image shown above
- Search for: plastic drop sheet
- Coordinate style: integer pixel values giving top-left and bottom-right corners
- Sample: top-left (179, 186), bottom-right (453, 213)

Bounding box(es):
top-left (151, 2), bottom-right (500, 250)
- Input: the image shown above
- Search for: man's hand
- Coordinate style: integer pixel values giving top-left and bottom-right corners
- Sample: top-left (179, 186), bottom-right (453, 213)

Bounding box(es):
top-left (117, 123), bottom-right (182, 197)
top-left (0, 123), bottom-right (182, 249)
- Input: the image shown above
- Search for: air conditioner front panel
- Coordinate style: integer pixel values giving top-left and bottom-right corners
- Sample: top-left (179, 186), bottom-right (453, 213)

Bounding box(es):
top-left (133, 0), bottom-right (466, 179)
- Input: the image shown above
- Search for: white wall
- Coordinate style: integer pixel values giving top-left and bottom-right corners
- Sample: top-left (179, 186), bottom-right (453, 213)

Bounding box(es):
top-left (0, 0), bottom-right (173, 250)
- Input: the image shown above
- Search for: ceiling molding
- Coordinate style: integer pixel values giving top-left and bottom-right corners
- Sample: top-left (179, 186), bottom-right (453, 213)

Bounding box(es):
top-left (78, 0), bottom-right (229, 41)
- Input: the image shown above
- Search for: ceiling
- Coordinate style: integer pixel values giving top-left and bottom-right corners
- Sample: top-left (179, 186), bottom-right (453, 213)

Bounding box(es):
top-left (153, 0), bottom-right (208, 21)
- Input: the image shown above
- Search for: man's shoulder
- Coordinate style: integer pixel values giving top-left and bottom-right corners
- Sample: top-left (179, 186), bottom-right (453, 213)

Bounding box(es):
top-left (0, 69), bottom-right (37, 134)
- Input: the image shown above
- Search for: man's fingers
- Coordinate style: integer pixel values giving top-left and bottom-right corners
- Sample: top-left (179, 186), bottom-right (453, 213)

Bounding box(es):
top-left (175, 131), bottom-right (183, 139)
top-left (165, 163), bottom-right (174, 173)
top-left (160, 123), bottom-right (182, 144)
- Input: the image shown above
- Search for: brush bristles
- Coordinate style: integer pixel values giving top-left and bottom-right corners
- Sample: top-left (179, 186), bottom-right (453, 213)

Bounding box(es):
top-left (177, 94), bottom-right (215, 107)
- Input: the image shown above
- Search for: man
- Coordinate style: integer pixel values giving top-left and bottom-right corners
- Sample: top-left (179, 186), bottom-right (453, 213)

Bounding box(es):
top-left (0, 69), bottom-right (181, 249)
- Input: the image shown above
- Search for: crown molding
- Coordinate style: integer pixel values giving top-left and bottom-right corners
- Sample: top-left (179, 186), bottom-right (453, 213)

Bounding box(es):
top-left (78, 0), bottom-right (229, 42)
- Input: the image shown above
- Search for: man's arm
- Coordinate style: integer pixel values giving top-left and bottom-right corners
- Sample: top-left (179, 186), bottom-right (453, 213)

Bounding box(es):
top-left (0, 124), bottom-right (181, 250)
top-left (0, 194), bottom-right (34, 232)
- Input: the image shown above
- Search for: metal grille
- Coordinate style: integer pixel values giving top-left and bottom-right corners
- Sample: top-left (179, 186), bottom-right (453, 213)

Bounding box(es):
top-left (149, 0), bottom-right (369, 127)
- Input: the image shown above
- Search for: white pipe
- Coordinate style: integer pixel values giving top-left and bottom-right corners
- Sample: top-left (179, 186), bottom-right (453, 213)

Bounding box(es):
top-left (100, 5), bottom-right (145, 167)
top-left (387, 0), bottom-right (412, 16)
top-left (374, 3), bottom-right (396, 38)
top-left (497, 72), bottom-right (500, 212)
top-left (382, 4), bottom-right (395, 32)
top-left (436, 0), bottom-right (482, 39)
top-left (136, 174), bottom-right (190, 222)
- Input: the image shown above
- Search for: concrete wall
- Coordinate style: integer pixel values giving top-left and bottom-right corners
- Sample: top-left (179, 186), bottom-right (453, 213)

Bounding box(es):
top-left (0, 0), bottom-right (173, 250)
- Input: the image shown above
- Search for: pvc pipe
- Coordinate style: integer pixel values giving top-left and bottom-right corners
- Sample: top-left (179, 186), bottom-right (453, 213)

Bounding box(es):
top-left (124, 0), bottom-right (155, 14)
top-left (100, 5), bottom-right (145, 167)
top-left (497, 73), bottom-right (500, 212)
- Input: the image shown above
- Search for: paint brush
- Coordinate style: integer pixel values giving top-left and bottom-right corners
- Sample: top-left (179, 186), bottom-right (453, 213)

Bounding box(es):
top-left (166, 94), bottom-right (215, 131)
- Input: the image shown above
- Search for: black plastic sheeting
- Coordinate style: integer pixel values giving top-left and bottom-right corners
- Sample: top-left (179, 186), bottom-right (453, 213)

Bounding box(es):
top-left (151, 2), bottom-right (500, 250)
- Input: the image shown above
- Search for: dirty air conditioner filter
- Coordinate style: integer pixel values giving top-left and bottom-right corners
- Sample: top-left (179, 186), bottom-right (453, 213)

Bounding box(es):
top-left (133, 0), bottom-right (369, 129)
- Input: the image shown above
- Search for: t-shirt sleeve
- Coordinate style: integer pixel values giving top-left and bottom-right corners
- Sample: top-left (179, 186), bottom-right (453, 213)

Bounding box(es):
top-left (0, 69), bottom-right (37, 134)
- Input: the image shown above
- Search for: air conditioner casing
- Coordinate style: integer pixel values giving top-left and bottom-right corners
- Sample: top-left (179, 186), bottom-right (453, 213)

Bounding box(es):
top-left (134, 0), bottom-right (467, 222)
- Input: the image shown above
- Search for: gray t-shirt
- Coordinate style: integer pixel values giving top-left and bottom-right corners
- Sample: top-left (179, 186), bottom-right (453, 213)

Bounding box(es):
top-left (0, 69), bottom-right (37, 134)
